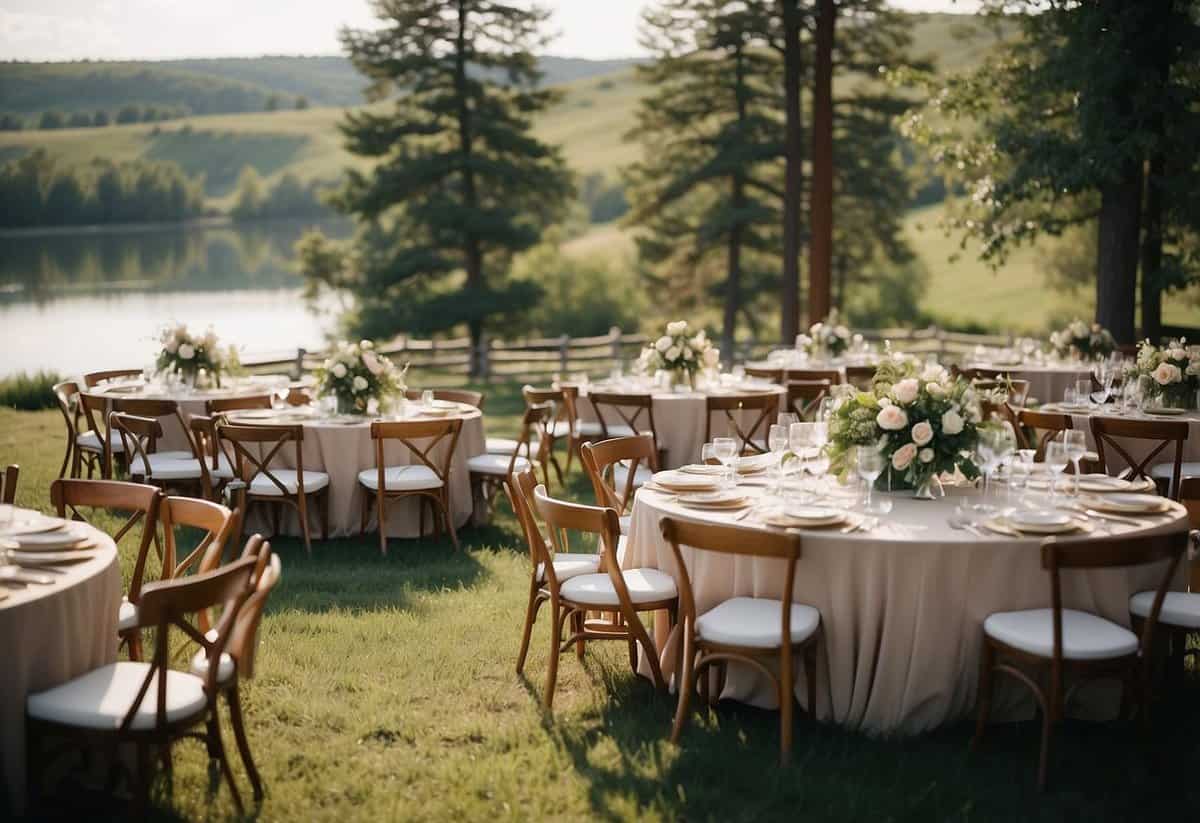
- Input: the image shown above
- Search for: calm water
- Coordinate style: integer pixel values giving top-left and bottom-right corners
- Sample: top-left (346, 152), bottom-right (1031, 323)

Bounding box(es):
top-left (0, 219), bottom-right (351, 378)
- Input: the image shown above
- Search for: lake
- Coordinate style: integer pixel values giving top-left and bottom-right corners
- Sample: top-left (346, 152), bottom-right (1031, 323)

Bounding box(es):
top-left (0, 219), bottom-right (351, 379)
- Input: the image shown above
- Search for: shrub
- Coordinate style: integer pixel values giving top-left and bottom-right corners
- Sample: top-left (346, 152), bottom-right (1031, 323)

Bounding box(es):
top-left (0, 370), bottom-right (63, 411)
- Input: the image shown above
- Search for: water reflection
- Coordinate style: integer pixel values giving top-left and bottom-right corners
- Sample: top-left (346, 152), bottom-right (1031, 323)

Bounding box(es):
top-left (0, 219), bottom-right (351, 377)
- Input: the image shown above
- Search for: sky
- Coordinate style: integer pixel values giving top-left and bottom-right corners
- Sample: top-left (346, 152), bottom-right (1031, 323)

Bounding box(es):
top-left (0, 1), bottom-right (981, 63)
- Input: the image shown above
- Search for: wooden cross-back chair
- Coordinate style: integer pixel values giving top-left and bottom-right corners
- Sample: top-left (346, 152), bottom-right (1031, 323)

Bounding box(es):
top-left (972, 531), bottom-right (1187, 789)
top-left (502, 466), bottom-right (601, 685)
top-left (110, 411), bottom-right (206, 497)
top-left (659, 517), bottom-right (822, 765)
top-left (1, 464), bottom-right (16, 504)
top-left (360, 418), bottom-right (463, 555)
top-left (51, 380), bottom-right (93, 479)
top-left (1090, 416), bottom-right (1189, 500)
top-left (588, 390), bottom-right (662, 463)
top-left (703, 392), bottom-right (779, 456)
top-left (521, 385), bottom-right (575, 482)
top-left (744, 366), bottom-right (784, 383)
top-left (78, 391), bottom-right (123, 479)
top-left (581, 435), bottom-right (659, 528)
top-left (82, 368), bottom-right (142, 389)
top-left (1016, 409), bottom-right (1075, 460)
top-left (26, 554), bottom-right (260, 816)
top-left (111, 397), bottom-right (197, 459)
top-left (468, 401), bottom-right (554, 521)
top-left (188, 414), bottom-right (237, 503)
top-left (785, 368), bottom-right (841, 385)
top-left (843, 365), bottom-right (876, 389)
top-left (532, 485), bottom-right (677, 708)
top-left (206, 395), bottom-right (272, 416)
top-left (50, 478), bottom-right (163, 659)
top-left (786, 380), bottom-right (831, 421)
top-left (216, 423), bottom-right (329, 555)
top-left (406, 388), bottom-right (485, 410)
top-left (160, 495), bottom-right (235, 585)
top-left (285, 386), bottom-right (313, 406)
top-left (973, 377), bottom-right (1031, 409)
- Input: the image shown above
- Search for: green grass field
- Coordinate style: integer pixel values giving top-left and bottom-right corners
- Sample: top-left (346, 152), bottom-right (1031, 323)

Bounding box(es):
top-left (3, 387), bottom-right (1199, 821)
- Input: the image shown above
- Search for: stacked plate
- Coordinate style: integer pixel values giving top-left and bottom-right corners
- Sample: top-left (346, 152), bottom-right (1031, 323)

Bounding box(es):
top-left (416, 400), bottom-right (462, 417)
top-left (1080, 493), bottom-right (1171, 515)
top-left (985, 509), bottom-right (1089, 535)
top-left (1027, 474), bottom-right (1156, 494)
top-left (1, 511), bottom-right (97, 567)
top-left (676, 490), bottom-right (752, 510)
top-left (649, 471), bottom-right (721, 493)
top-left (1143, 407), bottom-right (1188, 417)
top-left (763, 506), bottom-right (846, 529)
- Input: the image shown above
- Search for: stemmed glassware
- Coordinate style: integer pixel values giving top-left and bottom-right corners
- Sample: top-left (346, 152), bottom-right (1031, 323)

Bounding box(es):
top-left (712, 437), bottom-right (738, 490)
top-left (788, 423), bottom-right (813, 502)
top-left (1043, 441), bottom-right (1070, 509)
top-left (856, 446), bottom-right (885, 515)
top-left (1060, 430), bottom-right (1088, 497)
top-left (768, 424), bottom-right (789, 497)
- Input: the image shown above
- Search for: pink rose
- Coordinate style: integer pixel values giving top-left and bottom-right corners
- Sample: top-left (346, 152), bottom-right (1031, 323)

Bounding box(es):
top-left (1153, 362), bottom-right (1181, 386)
top-left (892, 442), bottom-right (918, 471)
top-left (911, 420), bottom-right (934, 446)
top-left (876, 405), bottom-right (909, 431)
top-left (893, 378), bottom-right (920, 405)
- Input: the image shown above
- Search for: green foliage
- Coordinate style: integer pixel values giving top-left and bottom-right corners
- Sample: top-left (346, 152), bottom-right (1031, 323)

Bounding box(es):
top-left (115, 104), bottom-right (141, 124)
top-left (146, 128), bottom-right (308, 196)
top-left (0, 371), bottom-right (62, 410)
top-left (0, 114), bottom-right (22, 131)
top-left (92, 110), bottom-right (109, 127)
top-left (302, 0), bottom-right (573, 364)
top-left (38, 110), bottom-right (65, 130)
top-left (0, 149), bottom-right (205, 228)
top-left (579, 173), bottom-right (628, 223)
top-left (231, 166), bottom-right (334, 221)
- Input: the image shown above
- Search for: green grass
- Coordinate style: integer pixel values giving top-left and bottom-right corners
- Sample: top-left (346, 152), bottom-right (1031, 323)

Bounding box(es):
top-left (3, 383), bottom-right (1199, 821)
top-left (0, 370), bottom-right (64, 411)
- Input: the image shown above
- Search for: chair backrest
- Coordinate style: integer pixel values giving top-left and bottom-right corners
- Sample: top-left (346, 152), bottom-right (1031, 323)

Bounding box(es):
top-left (1016, 408), bottom-right (1074, 460)
top-left (962, 367), bottom-right (1008, 381)
top-left (1089, 416), bottom-right (1188, 497)
top-left (1042, 531), bottom-right (1186, 668)
top-left (207, 395), bottom-right (272, 415)
top-left (703, 392), bottom-right (779, 455)
top-left (285, 386), bottom-right (313, 406)
top-left (109, 412), bottom-right (164, 481)
top-left (581, 435), bottom-right (659, 515)
top-left (502, 466), bottom-right (553, 578)
top-left (973, 377), bottom-right (1030, 408)
top-left (368, 418), bottom-right (463, 490)
top-left (508, 401), bottom-right (554, 475)
top-left (78, 391), bottom-right (115, 476)
top-left (132, 555), bottom-right (258, 728)
top-left (786, 380), bottom-right (831, 421)
top-left (744, 366), bottom-right (784, 383)
top-left (405, 388), bottom-right (484, 409)
top-left (51, 478), bottom-right (162, 600)
top-left (160, 495), bottom-right (235, 580)
top-left (522, 385), bottom-right (570, 437)
top-left (112, 396), bottom-right (196, 454)
top-left (1, 464), bottom-right (17, 504)
top-left (52, 380), bottom-right (82, 441)
top-left (843, 365), bottom-right (876, 389)
top-left (588, 391), bottom-right (659, 454)
top-left (533, 484), bottom-right (623, 578)
top-left (225, 549), bottom-right (281, 679)
top-left (83, 368), bottom-right (141, 389)
top-left (217, 423), bottom-right (307, 497)
top-left (659, 516), bottom-right (801, 645)
top-left (785, 368), bottom-right (841, 385)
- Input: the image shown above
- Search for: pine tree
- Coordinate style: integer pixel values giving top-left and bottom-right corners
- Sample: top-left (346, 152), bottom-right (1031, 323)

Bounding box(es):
top-left (298, 0), bottom-right (572, 375)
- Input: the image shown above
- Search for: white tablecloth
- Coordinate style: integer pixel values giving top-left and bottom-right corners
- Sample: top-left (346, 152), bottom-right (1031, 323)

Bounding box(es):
top-left (622, 482), bottom-right (1188, 736)
top-left (969, 362), bottom-right (1094, 406)
top-left (1040, 405), bottom-right (1200, 468)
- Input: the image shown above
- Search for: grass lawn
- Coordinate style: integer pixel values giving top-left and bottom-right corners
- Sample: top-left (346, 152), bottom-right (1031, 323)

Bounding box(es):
top-left (2, 386), bottom-right (1199, 821)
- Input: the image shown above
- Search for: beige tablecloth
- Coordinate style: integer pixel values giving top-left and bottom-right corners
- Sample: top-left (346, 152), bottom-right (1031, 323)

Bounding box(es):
top-left (1040, 406), bottom-right (1200, 470)
top-left (230, 407), bottom-right (487, 539)
top-left (576, 382), bottom-right (787, 469)
top-left (970, 362), bottom-right (1093, 406)
top-left (622, 483), bottom-right (1188, 736)
top-left (1, 526), bottom-right (119, 815)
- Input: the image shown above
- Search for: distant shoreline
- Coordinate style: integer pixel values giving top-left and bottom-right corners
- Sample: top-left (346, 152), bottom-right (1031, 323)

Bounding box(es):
top-left (0, 214), bottom-right (346, 240)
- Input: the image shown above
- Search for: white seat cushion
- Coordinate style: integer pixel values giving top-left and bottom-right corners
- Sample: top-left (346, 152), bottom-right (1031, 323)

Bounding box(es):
top-left (486, 437), bottom-right (520, 455)
top-left (187, 628), bottom-right (236, 685)
top-left (155, 450), bottom-right (198, 461)
top-left (27, 662), bottom-right (207, 730)
top-left (468, 453), bottom-right (531, 476)
top-left (984, 608), bottom-right (1138, 661)
top-left (1129, 590), bottom-right (1200, 629)
top-left (117, 598), bottom-right (138, 633)
top-left (613, 463), bottom-right (654, 491)
top-left (695, 596), bottom-right (821, 649)
top-left (76, 431), bottom-right (125, 453)
top-left (559, 568), bottom-right (677, 607)
top-left (537, 553), bottom-right (602, 582)
top-left (357, 465), bottom-right (439, 492)
top-left (132, 453), bottom-right (205, 481)
top-left (1150, 462), bottom-right (1200, 487)
top-left (549, 420), bottom-right (612, 439)
top-left (251, 469), bottom-right (330, 496)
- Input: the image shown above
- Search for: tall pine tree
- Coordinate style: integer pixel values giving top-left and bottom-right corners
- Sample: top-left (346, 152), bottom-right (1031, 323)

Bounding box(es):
top-left (298, 0), bottom-right (572, 375)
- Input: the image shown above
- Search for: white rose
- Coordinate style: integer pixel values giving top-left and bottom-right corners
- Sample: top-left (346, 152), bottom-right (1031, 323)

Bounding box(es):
top-left (878, 397), bottom-right (893, 408)
top-left (926, 382), bottom-right (945, 398)
top-left (690, 332), bottom-right (706, 349)
top-left (178, 343), bottom-right (195, 360)
top-left (941, 410), bottom-right (964, 435)
top-left (921, 363), bottom-right (945, 383)
top-left (667, 320), bottom-right (688, 336)
top-left (876, 405), bottom-right (909, 431)
top-left (1070, 320), bottom-right (1088, 337)
top-left (331, 363), bottom-right (348, 379)
top-left (1167, 348), bottom-right (1186, 361)
top-left (360, 339), bottom-right (374, 350)
top-left (164, 338), bottom-right (179, 354)
top-left (893, 378), bottom-right (919, 405)
top-left (655, 335), bottom-right (672, 353)
top-left (702, 348), bottom-right (720, 367)
top-left (919, 447), bottom-right (934, 464)
top-left (352, 375), bottom-right (368, 392)
top-left (362, 350), bottom-right (384, 376)
top-left (892, 443), bottom-right (918, 471)
top-left (911, 420), bottom-right (934, 446)
top-left (1153, 362), bottom-right (1181, 385)
top-left (665, 345), bottom-right (681, 361)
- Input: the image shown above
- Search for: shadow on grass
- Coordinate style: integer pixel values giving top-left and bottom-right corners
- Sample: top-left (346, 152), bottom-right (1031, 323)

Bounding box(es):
top-left (536, 654), bottom-right (1200, 822)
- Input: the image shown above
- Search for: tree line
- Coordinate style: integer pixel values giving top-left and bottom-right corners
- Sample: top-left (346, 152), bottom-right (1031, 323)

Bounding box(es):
top-left (0, 96), bottom-right (309, 133)
top-left (0, 150), bottom-right (206, 228)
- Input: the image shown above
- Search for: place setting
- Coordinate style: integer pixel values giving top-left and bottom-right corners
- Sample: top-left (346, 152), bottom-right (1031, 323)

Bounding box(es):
top-left (0, 507), bottom-right (99, 591)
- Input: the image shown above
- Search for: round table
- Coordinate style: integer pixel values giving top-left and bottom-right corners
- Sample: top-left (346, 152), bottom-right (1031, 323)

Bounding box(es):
top-left (621, 481), bottom-right (1189, 736)
top-left (968, 361), bottom-right (1094, 406)
top-left (225, 404), bottom-right (487, 539)
top-left (91, 375), bottom-right (304, 453)
top-left (1, 524), bottom-right (119, 815)
top-left (575, 381), bottom-right (787, 469)
top-left (1039, 404), bottom-right (1200, 470)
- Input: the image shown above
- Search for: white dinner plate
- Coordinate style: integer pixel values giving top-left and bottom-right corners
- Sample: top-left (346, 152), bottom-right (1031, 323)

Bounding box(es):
top-left (0, 514), bottom-right (68, 537)
top-left (677, 464), bottom-right (726, 477)
top-left (650, 471), bottom-right (721, 492)
top-left (5, 523), bottom-right (94, 551)
top-left (677, 491), bottom-right (751, 510)
top-left (1082, 493), bottom-right (1169, 514)
top-left (6, 548), bottom-right (99, 565)
top-left (1009, 509), bottom-right (1073, 530)
top-left (734, 454), bottom-right (772, 474)
top-left (1143, 407), bottom-right (1187, 416)
top-left (233, 409), bottom-right (278, 420)
top-left (764, 507), bottom-right (844, 529)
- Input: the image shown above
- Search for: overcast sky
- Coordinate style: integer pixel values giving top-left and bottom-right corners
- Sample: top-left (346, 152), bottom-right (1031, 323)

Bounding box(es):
top-left (0, 1), bottom-right (982, 62)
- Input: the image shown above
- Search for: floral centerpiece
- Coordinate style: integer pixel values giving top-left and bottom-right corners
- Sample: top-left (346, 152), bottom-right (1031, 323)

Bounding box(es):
top-left (636, 320), bottom-right (719, 389)
top-left (1128, 338), bottom-right (1200, 410)
top-left (1048, 319), bottom-right (1115, 361)
top-left (797, 309), bottom-right (852, 359)
top-left (826, 357), bottom-right (984, 497)
top-left (156, 324), bottom-right (235, 386)
top-left (316, 340), bottom-right (407, 415)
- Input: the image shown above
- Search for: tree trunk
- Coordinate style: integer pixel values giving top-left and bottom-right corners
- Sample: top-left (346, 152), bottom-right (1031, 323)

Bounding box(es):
top-left (779, 0), bottom-right (803, 345)
top-left (724, 48), bottom-right (749, 360)
top-left (1140, 152), bottom-right (1164, 345)
top-left (454, 0), bottom-right (484, 377)
top-left (808, 0), bottom-right (835, 324)
top-left (1095, 158), bottom-right (1143, 344)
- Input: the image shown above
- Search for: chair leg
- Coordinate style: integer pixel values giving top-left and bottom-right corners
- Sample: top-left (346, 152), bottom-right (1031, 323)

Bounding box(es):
top-left (318, 489), bottom-right (330, 541)
top-left (441, 496), bottom-right (459, 551)
top-left (670, 629), bottom-right (696, 744)
top-left (971, 639), bottom-right (995, 751)
top-left (228, 686), bottom-right (263, 803)
top-left (296, 496), bottom-right (312, 556)
top-left (545, 601), bottom-right (562, 708)
top-left (207, 711), bottom-right (244, 815)
top-left (804, 642), bottom-right (818, 720)
top-left (780, 651), bottom-right (794, 766)
top-left (516, 578), bottom-right (540, 675)
top-left (376, 491), bottom-right (388, 556)
top-left (573, 611), bottom-right (585, 661)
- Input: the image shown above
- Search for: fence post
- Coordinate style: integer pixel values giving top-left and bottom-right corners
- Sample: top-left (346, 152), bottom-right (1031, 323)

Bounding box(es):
top-left (293, 347), bottom-right (306, 381)
top-left (609, 326), bottom-right (622, 369)
top-left (558, 334), bottom-right (570, 376)
top-left (478, 334), bottom-right (491, 382)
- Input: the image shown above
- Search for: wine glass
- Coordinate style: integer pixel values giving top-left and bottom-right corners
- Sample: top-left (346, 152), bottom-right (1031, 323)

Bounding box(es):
top-left (1061, 430), bottom-right (1088, 497)
top-left (816, 396), bottom-right (836, 424)
top-left (1013, 448), bottom-right (1036, 504)
top-left (1076, 379), bottom-right (1093, 407)
top-left (789, 423), bottom-right (813, 501)
top-left (856, 446), bottom-right (885, 515)
top-left (712, 437), bottom-right (738, 489)
top-left (421, 389), bottom-right (434, 409)
top-left (976, 429), bottom-right (998, 501)
top-left (1063, 385), bottom-right (1079, 407)
top-left (272, 376), bottom-right (291, 410)
top-left (769, 424), bottom-right (789, 497)
top-left (1043, 441), bottom-right (1069, 508)
top-left (777, 412), bottom-right (800, 430)
top-left (808, 421), bottom-right (830, 482)
top-left (700, 442), bottom-right (717, 467)
top-left (992, 424), bottom-right (1017, 504)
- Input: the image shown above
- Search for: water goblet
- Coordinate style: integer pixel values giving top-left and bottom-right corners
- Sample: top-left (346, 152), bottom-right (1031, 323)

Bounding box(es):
top-left (1063, 385), bottom-right (1079, 407)
top-left (1043, 441), bottom-right (1070, 509)
top-left (777, 412), bottom-right (800, 430)
top-left (856, 446), bottom-right (886, 515)
top-left (421, 390), bottom-right (434, 409)
top-left (1060, 429), bottom-right (1087, 496)
top-left (788, 423), bottom-right (813, 502)
top-left (712, 437), bottom-right (738, 489)
top-left (768, 424), bottom-right (789, 497)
